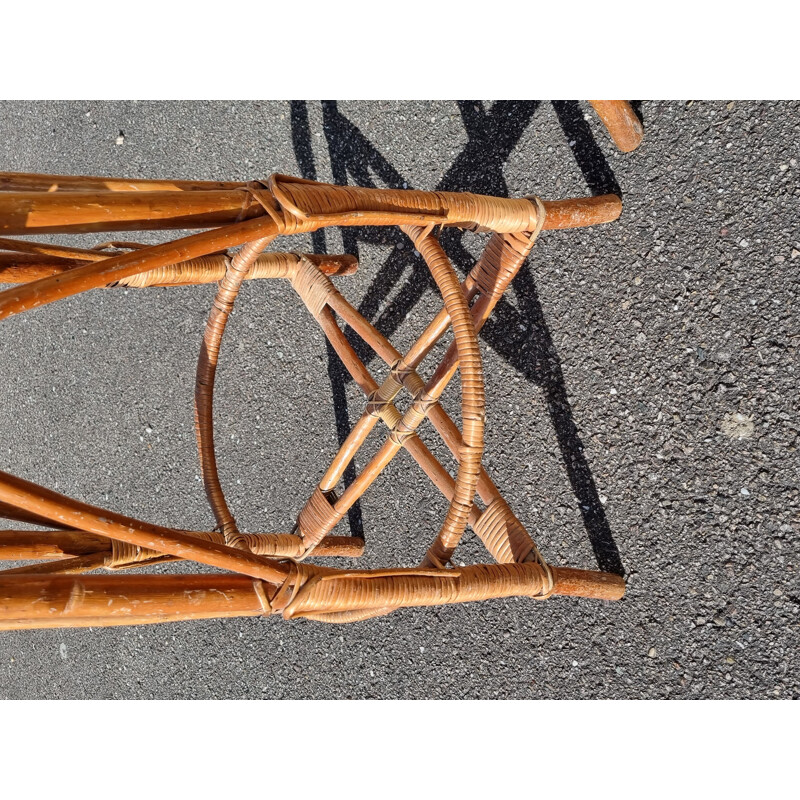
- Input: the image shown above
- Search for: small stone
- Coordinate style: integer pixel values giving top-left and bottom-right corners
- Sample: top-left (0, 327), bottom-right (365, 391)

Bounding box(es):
top-left (739, 239), bottom-right (749, 248)
top-left (719, 227), bottom-right (728, 236)
top-left (740, 487), bottom-right (750, 496)
top-left (633, 275), bottom-right (642, 285)
top-left (696, 617), bottom-right (706, 626)
top-left (610, 388), bottom-right (617, 395)
top-left (419, 646), bottom-right (424, 653)
top-left (773, 588), bottom-right (783, 596)
top-left (59, 643), bottom-right (67, 660)
top-left (115, 132), bottom-right (125, 145)
top-left (720, 412), bottom-right (754, 440)
top-left (647, 647), bottom-right (657, 658)
top-left (725, 657), bottom-right (735, 664)
top-left (791, 249), bottom-right (800, 260)
top-left (774, 255), bottom-right (785, 263)
top-left (713, 613), bottom-right (727, 627)
top-left (572, 660), bottom-right (579, 667)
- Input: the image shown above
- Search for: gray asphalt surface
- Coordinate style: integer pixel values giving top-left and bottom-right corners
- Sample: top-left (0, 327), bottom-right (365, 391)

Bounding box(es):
top-left (0, 101), bottom-right (797, 699)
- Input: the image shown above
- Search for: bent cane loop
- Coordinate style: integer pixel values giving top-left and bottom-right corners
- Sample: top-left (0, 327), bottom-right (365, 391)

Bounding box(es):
top-left (195, 236), bottom-right (275, 549)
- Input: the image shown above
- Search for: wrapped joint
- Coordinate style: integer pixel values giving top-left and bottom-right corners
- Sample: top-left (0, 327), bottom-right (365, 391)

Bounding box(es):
top-left (280, 561), bottom-right (556, 619)
top-left (106, 539), bottom-right (164, 569)
top-left (365, 389), bottom-right (402, 427)
top-left (389, 358), bottom-right (426, 396)
top-left (398, 389), bottom-right (438, 433)
top-left (473, 497), bottom-right (536, 564)
top-left (470, 230), bottom-right (538, 299)
top-left (290, 257), bottom-right (339, 318)
top-left (296, 486), bottom-right (345, 550)
top-left (388, 425), bottom-right (418, 447)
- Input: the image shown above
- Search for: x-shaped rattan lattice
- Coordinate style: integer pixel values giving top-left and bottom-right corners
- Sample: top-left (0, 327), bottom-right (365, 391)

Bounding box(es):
top-left (0, 159), bottom-right (632, 628)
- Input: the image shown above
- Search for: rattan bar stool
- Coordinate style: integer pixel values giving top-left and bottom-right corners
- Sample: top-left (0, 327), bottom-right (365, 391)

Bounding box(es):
top-left (0, 116), bottom-right (638, 627)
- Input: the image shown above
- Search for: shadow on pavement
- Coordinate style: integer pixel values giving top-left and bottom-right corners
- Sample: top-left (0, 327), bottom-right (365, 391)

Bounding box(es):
top-left (289, 100), bottom-right (633, 575)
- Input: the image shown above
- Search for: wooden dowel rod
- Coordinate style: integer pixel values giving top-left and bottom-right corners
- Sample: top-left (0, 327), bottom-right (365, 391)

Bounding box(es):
top-left (0, 530), bottom-right (110, 559)
top-left (0, 552), bottom-right (108, 575)
top-left (0, 215), bottom-right (278, 322)
top-left (0, 469), bottom-right (289, 584)
top-left (0, 188), bottom-right (621, 238)
top-left (0, 530), bottom-right (364, 561)
top-left (589, 101), bottom-right (644, 153)
top-left (0, 171), bottom-right (248, 193)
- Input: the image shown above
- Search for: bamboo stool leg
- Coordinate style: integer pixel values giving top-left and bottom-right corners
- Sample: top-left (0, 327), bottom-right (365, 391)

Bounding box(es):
top-left (590, 100), bottom-right (644, 153)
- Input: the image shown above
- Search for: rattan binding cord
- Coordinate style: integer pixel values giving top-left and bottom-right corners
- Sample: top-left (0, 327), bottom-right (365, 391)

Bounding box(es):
top-left (0, 166), bottom-right (630, 629)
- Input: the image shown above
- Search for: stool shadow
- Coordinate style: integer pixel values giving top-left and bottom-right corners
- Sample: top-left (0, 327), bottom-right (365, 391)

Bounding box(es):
top-left (289, 100), bottom-right (630, 575)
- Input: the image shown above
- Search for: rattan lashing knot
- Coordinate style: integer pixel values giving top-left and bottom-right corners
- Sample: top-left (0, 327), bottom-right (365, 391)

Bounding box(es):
top-left (290, 256), bottom-right (339, 318)
top-left (296, 486), bottom-right (344, 551)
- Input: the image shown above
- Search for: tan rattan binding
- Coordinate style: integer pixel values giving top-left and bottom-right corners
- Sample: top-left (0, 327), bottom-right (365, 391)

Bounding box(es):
top-left (0, 164), bottom-right (630, 629)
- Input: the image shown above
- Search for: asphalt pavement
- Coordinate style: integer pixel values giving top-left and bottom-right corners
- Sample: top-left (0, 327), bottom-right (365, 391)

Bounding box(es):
top-left (0, 100), bottom-right (797, 699)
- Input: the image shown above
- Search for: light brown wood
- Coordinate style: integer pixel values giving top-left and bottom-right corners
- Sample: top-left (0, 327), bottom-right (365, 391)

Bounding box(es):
top-left (0, 529), bottom-right (364, 561)
top-left (590, 101), bottom-right (644, 153)
top-left (0, 171), bottom-right (248, 193)
top-left (0, 529), bottom-right (111, 559)
top-left (550, 566), bottom-right (626, 600)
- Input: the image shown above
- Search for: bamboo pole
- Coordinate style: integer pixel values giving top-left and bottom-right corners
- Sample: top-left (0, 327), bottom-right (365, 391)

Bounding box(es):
top-left (0, 190), bottom-right (262, 235)
top-left (0, 529), bottom-right (110, 559)
top-left (590, 101), bottom-right (644, 153)
top-left (0, 552), bottom-right (109, 575)
top-left (0, 215), bottom-right (279, 321)
top-left (0, 565), bottom-right (625, 630)
top-left (0, 573), bottom-right (270, 628)
top-left (0, 530), bottom-right (364, 561)
top-left (0, 251), bottom-right (358, 285)
top-left (0, 188), bottom-right (621, 237)
top-left (0, 171), bottom-right (248, 193)
top-left (0, 469), bottom-right (290, 584)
